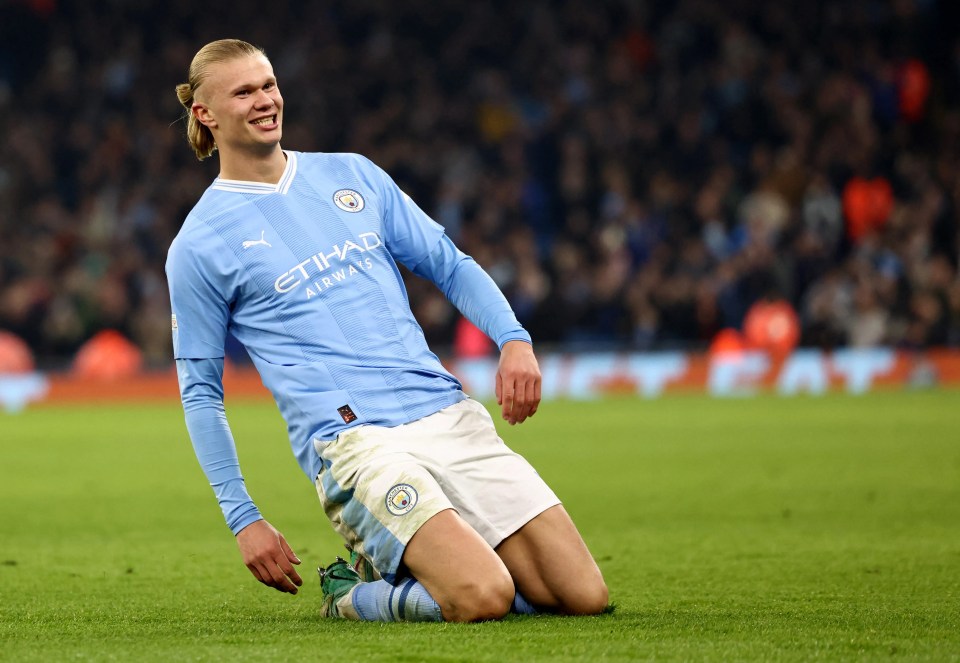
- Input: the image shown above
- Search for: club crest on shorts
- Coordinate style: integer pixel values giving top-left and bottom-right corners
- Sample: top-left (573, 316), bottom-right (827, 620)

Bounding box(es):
top-left (333, 189), bottom-right (365, 212)
top-left (386, 484), bottom-right (418, 516)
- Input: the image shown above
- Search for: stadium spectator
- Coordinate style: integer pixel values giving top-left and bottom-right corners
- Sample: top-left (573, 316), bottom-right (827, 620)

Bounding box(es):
top-left (0, 0), bottom-right (958, 364)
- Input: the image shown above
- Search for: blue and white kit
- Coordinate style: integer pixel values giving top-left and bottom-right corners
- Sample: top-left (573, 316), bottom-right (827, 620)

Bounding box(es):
top-left (166, 151), bottom-right (535, 538)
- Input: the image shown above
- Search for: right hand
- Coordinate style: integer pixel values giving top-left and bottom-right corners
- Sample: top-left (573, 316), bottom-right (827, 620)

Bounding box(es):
top-left (496, 340), bottom-right (542, 425)
top-left (236, 519), bottom-right (303, 594)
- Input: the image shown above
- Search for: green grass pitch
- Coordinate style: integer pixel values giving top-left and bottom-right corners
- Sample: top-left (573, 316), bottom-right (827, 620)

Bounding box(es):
top-left (1, 390), bottom-right (959, 661)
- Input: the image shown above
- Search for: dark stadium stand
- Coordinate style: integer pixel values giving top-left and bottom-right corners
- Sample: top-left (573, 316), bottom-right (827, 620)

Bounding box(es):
top-left (0, 0), bottom-right (957, 368)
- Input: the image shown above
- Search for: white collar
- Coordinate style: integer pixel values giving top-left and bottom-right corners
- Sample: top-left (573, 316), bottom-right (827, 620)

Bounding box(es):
top-left (211, 151), bottom-right (298, 195)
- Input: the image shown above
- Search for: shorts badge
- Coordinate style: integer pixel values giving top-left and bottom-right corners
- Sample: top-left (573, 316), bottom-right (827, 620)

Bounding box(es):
top-left (386, 484), bottom-right (418, 516)
top-left (333, 189), bottom-right (365, 213)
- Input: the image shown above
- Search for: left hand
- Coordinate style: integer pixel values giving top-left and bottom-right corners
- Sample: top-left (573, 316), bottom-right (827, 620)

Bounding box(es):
top-left (496, 340), bottom-right (541, 425)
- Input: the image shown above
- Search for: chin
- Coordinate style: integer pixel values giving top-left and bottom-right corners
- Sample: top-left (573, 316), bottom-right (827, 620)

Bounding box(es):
top-left (253, 133), bottom-right (282, 149)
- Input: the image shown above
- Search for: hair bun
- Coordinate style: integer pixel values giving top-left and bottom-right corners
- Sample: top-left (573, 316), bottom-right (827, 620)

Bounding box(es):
top-left (175, 82), bottom-right (193, 108)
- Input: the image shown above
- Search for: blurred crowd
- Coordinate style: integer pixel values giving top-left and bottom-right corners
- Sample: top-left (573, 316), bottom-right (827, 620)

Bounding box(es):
top-left (1, 0), bottom-right (959, 367)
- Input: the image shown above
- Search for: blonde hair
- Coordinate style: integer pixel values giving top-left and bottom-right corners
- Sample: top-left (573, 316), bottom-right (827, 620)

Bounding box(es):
top-left (175, 39), bottom-right (267, 160)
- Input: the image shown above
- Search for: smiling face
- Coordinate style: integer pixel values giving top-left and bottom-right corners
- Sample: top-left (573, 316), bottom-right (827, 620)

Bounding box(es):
top-left (192, 54), bottom-right (283, 160)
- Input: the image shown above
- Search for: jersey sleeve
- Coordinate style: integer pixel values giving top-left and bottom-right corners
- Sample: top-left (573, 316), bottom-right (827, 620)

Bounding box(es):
top-left (366, 160), bottom-right (447, 271)
top-left (358, 156), bottom-right (532, 349)
top-left (166, 227), bottom-right (231, 359)
top-left (177, 357), bottom-right (262, 534)
top-left (413, 234), bottom-right (532, 349)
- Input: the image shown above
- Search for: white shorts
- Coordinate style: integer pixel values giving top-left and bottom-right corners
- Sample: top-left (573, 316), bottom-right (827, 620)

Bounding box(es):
top-left (313, 398), bottom-right (560, 584)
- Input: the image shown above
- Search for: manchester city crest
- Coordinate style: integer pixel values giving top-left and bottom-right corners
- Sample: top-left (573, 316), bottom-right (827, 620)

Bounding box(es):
top-left (333, 189), bottom-right (365, 212)
top-left (385, 483), bottom-right (418, 516)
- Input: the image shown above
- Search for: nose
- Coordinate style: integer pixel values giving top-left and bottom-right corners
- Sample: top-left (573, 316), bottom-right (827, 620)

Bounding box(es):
top-left (253, 89), bottom-right (275, 108)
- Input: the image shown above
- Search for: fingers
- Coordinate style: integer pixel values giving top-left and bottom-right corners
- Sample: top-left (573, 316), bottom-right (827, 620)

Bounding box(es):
top-left (532, 378), bottom-right (541, 417)
top-left (237, 521), bottom-right (303, 594)
top-left (278, 534), bottom-right (303, 587)
top-left (517, 377), bottom-right (539, 423)
top-left (499, 373), bottom-right (541, 425)
top-left (500, 381), bottom-right (514, 423)
top-left (279, 534), bottom-right (302, 565)
top-left (246, 549), bottom-right (301, 593)
top-left (248, 558), bottom-right (300, 594)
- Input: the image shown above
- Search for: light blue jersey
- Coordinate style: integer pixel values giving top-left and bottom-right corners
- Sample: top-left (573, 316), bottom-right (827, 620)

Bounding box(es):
top-left (167, 151), bottom-right (530, 531)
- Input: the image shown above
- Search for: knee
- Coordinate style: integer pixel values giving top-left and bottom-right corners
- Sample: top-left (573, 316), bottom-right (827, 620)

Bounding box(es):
top-left (466, 581), bottom-right (514, 622)
top-left (562, 577), bottom-right (609, 616)
top-left (442, 573), bottom-right (514, 622)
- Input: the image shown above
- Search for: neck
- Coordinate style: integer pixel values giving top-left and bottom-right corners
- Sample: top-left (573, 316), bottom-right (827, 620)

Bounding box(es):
top-left (218, 145), bottom-right (287, 183)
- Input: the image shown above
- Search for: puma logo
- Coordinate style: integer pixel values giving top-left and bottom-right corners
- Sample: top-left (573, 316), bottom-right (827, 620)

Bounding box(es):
top-left (243, 231), bottom-right (272, 250)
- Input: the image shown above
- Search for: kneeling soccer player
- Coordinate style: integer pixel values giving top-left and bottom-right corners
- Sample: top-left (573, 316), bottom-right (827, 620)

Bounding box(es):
top-left (167, 38), bottom-right (608, 622)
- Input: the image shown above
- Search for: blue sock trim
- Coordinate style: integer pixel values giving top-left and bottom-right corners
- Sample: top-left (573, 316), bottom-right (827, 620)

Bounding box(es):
top-left (388, 585), bottom-right (398, 621)
top-left (511, 591), bottom-right (538, 615)
top-left (349, 578), bottom-right (442, 622)
top-left (397, 579), bottom-right (414, 621)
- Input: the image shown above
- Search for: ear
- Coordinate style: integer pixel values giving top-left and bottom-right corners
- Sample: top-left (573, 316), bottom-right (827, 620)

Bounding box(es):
top-left (193, 102), bottom-right (217, 129)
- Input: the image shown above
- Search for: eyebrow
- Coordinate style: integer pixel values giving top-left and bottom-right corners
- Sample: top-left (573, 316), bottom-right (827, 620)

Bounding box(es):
top-left (227, 77), bottom-right (277, 95)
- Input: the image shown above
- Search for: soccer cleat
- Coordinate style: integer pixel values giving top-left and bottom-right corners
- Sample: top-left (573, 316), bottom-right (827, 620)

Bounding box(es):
top-left (347, 546), bottom-right (380, 582)
top-left (318, 556), bottom-right (362, 618)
